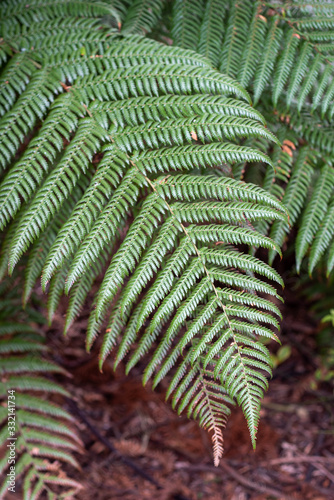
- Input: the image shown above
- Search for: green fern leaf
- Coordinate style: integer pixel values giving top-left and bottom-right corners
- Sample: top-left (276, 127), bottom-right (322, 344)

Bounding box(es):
top-left (219, 0), bottom-right (253, 78)
top-left (197, 0), bottom-right (227, 67)
top-left (253, 18), bottom-right (282, 105)
top-left (122, 0), bottom-right (165, 35)
top-left (237, 2), bottom-right (268, 88)
top-left (272, 30), bottom-right (300, 107)
top-left (309, 200), bottom-right (334, 274)
top-left (296, 164), bottom-right (334, 272)
top-left (171, 0), bottom-right (205, 50)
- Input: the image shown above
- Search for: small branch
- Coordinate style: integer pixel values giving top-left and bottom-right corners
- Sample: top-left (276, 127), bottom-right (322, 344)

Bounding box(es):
top-left (264, 456), bottom-right (334, 466)
top-left (265, 455), bottom-right (334, 487)
top-left (66, 398), bottom-right (161, 489)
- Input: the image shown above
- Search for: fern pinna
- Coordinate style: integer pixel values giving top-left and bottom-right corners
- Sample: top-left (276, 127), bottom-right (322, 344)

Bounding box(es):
top-left (0, 275), bottom-right (82, 499)
top-left (0, 0), bottom-right (288, 465)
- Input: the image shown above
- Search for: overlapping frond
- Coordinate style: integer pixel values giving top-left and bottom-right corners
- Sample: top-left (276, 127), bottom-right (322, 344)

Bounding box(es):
top-left (0, 0), bottom-right (122, 35)
top-left (197, 0), bottom-right (228, 67)
top-left (0, 276), bottom-right (81, 499)
top-left (169, 0), bottom-right (334, 273)
top-left (121, 0), bottom-right (165, 35)
top-left (219, 0), bottom-right (253, 78)
top-left (171, 0), bottom-right (205, 50)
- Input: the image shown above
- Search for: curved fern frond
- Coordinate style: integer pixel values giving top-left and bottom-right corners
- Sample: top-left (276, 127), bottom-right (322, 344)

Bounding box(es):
top-left (171, 352), bottom-right (233, 466)
top-left (269, 147), bottom-right (314, 264)
top-left (237, 2), bottom-right (268, 88)
top-left (309, 200), bottom-right (334, 275)
top-left (0, 0), bottom-right (122, 32)
top-left (0, 18), bottom-right (285, 464)
top-left (272, 30), bottom-right (300, 107)
top-left (253, 18), bottom-right (282, 105)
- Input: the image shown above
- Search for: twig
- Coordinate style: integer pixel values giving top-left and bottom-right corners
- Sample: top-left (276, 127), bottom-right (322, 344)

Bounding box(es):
top-left (306, 433), bottom-right (324, 482)
top-left (123, 417), bottom-right (187, 439)
top-left (220, 461), bottom-right (296, 500)
top-left (264, 456), bottom-right (334, 466)
top-left (176, 463), bottom-right (295, 500)
top-left (311, 462), bottom-right (334, 485)
top-left (66, 398), bottom-right (161, 489)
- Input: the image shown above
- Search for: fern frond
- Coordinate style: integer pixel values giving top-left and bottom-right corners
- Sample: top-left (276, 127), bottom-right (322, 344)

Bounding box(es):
top-left (171, 353), bottom-right (233, 466)
top-left (272, 30), bottom-right (300, 107)
top-left (41, 147), bottom-right (123, 288)
top-left (327, 239), bottom-right (334, 277)
top-left (1, 376), bottom-right (70, 396)
top-left (0, 92), bottom-right (83, 227)
top-left (23, 188), bottom-right (84, 304)
top-left (269, 147), bottom-right (314, 263)
top-left (288, 16), bottom-right (334, 31)
top-left (309, 200), bottom-right (334, 275)
top-left (8, 128), bottom-right (100, 272)
top-left (296, 52), bottom-right (322, 111)
top-left (253, 18), bottom-right (282, 105)
top-left (0, 68), bottom-right (62, 171)
top-left (0, 0), bottom-right (121, 28)
top-left (91, 93), bottom-right (266, 127)
top-left (0, 53), bottom-right (36, 117)
top-left (237, 2), bottom-right (268, 88)
top-left (0, 26), bottom-right (286, 462)
top-left (0, 275), bottom-right (81, 498)
top-left (63, 166), bottom-right (140, 292)
top-left (286, 41), bottom-right (313, 109)
top-left (47, 262), bottom-right (70, 324)
top-left (74, 63), bottom-right (251, 104)
top-left (65, 256), bottom-right (107, 335)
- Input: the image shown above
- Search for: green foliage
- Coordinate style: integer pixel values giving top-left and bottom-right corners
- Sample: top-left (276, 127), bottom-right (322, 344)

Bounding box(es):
top-left (2, 0), bottom-right (334, 468)
top-left (0, 0), bottom-right (290, 465)
top-left (0, 276), bottom-right (81, 499)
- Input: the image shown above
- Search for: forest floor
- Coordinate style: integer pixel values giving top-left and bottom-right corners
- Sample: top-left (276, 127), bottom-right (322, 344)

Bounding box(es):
top-left (45, 286), bottom-right (334, 500)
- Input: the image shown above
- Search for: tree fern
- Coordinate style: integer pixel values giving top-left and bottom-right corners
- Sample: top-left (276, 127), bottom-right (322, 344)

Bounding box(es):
top-left (0, 276), bottom-right (81, 499)
top-left (4, 0), bottom-right (334, 466)
top-left (0, 0), bottom-right (289, 465)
